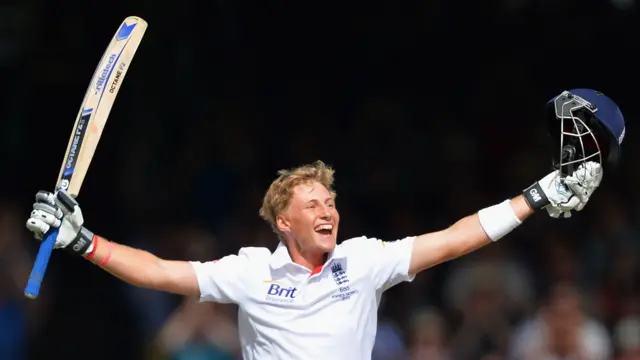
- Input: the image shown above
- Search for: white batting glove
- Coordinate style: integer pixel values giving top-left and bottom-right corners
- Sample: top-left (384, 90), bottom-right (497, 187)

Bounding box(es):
top-left (563, 161), bottom-right (602, 209)
top-left (523, 161), bottom-right (602, 218)
top-left (25, 190), bottom-right (94, 255)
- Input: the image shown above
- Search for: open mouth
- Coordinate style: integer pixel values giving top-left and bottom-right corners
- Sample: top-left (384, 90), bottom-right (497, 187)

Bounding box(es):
top-left (314, 224), bottom-right (333, 236)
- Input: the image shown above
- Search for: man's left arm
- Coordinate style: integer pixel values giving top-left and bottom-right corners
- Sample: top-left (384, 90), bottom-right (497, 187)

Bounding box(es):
top-left (408, 161), bottom-right (602, 275)
top-left (408, 195), bottom-right (532, 275)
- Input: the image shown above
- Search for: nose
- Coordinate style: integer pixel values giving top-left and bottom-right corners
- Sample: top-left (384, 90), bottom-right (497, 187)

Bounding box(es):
top-left (319, 205), bottom-right (332, 220)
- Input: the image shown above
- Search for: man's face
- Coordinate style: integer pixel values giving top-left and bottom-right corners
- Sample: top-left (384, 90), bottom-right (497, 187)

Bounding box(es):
top-left (277, 181), bottom-right (339, 255)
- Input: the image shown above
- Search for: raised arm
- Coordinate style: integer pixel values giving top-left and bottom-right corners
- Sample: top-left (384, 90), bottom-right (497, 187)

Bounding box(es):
top-left (26, 191), bottom-right (200, 297)
top-left (82, 236), bottom-right (199, 296)
top-left (409, 195), bottom-right (531, 274)
top-left (408, 162), bottom-right (602, 275)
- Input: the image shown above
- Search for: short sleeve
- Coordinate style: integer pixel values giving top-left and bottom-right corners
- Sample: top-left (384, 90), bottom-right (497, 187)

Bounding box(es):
top-left (348, 236), bottom-right (416, 291)
top-left (190, 246), bottom-right (271, 304)
top-left (190, 251), bottom-right (252, 304)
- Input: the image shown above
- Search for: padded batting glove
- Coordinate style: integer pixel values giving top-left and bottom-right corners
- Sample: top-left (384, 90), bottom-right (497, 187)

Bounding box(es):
top-left (523, 161), bottom-right (602, 218)
top-left (25, 190), bottom-right (94, 255)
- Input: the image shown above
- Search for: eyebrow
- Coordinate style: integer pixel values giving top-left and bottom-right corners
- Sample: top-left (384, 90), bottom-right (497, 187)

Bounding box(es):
top-left (305, 198), bottom-right (333, 205)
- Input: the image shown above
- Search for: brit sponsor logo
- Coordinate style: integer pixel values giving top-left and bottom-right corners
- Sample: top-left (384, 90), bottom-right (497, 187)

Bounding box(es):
top-left (264, 281), bottom-right (298, 304)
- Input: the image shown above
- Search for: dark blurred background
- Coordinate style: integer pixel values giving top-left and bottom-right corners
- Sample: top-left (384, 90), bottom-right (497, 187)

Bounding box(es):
top-left (1, 1), bottom-right (639, 359)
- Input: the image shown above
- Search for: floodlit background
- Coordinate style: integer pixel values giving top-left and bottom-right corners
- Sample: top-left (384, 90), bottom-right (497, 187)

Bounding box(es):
top-left (1, 1), bottom-right (638, 359)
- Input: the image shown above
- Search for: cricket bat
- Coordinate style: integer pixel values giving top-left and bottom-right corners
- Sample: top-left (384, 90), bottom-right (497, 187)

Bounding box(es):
top-left (24, 16), bottom-right (148, 299)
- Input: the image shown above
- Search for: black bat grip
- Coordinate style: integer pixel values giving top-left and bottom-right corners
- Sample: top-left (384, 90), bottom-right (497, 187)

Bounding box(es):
top-left (56, 190), bottom-right (78, 213)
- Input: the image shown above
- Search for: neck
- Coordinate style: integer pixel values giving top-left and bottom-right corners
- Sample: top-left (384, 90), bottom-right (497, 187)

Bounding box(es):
top-left (286, 240), bottom-right (327, 270)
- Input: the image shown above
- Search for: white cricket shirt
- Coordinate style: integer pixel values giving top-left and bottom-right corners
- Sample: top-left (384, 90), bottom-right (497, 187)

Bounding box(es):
top-left (190, 236), bottom-right (416, 360)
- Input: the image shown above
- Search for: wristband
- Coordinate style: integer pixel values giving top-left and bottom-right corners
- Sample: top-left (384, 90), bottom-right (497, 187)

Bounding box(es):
top-left (65, 227), bottom-right (95, 255)
top-left (98, 241), bottom-right (113, 267)
top-left (478, 199), bottom-right (522, 242)
top-left (523, 182), bottom-right (550, 210)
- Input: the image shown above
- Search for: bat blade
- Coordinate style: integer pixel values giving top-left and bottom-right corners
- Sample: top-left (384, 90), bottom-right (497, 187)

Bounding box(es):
top-left (24, 16), bottom-right (148, 299)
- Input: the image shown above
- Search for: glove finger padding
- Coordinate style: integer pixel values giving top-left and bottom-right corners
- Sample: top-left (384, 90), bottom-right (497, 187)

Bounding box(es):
top-left (559, 193), bottom-right (581, 210)
top-left (35, 191), bottom-right (56, 206)
top-left (31, 209), bottom-right (61, 227)
top-left (545, 205), bottom-right (561, 218)
top-left (26, 217), bottom-right (50, 239)
top-left (545, 205), bottom-right (572, 219)
top-left (33, 202), bottom-right (63, 219)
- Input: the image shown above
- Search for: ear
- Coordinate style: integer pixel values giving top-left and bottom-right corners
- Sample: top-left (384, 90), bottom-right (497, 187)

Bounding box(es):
top-left (276, 214), bottom-right (290, 233)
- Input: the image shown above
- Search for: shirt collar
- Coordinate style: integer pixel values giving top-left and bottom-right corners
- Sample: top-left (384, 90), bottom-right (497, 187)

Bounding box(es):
top-left (269, 241), bottom-right (346, 270)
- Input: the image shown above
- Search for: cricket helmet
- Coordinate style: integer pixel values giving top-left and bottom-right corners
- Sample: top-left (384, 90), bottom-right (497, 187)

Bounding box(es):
top-left (546, 89), bottom-right (625, 176)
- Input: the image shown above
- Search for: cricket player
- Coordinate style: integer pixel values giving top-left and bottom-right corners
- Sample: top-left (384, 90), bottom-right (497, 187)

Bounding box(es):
top-left (25, 89), bottom-right (624, 360)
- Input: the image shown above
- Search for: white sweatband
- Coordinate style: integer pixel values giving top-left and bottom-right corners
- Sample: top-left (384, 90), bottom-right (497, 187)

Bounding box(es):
top-left (477, 199), bottom-right (522, 242)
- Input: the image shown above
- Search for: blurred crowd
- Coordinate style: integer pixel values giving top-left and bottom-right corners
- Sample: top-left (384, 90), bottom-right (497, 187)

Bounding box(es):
top-left (1, 0), bottom-right (639, 359)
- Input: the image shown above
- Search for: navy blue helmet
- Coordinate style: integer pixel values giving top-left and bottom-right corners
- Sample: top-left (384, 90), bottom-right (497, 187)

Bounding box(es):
top-left (546, 89), bottom-right (625, 176)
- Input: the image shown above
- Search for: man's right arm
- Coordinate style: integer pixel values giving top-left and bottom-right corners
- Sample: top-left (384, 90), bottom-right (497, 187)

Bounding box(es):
top-left (83, 235), bottom-right (200, 297)
top-left (26, 190), bottom-right (251, 302)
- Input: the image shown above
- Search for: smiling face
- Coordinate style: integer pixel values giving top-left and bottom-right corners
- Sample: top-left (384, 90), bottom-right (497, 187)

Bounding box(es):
top-left (276, 181), bottom-right (340, 255)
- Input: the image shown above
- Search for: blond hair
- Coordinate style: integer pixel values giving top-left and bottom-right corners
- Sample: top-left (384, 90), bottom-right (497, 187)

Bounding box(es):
top-left (259, 160), bottom-right (336, 236)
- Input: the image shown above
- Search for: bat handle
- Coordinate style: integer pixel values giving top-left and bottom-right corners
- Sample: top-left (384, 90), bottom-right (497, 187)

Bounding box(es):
top-left (24, 229), bottom-right (58, 299)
